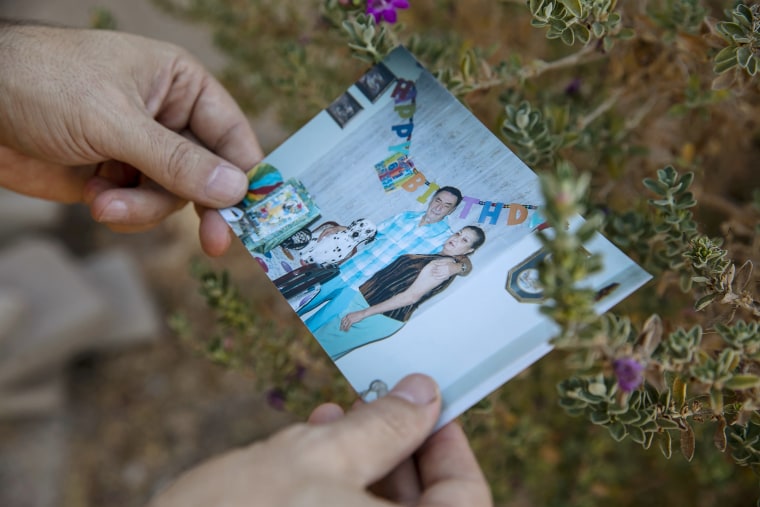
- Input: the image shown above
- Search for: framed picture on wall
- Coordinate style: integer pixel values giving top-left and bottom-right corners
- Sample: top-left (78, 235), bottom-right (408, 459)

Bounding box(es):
top-left (326, 92), bottom-right (363, 128)
top-left (355, 62), bottom-right (396, 102)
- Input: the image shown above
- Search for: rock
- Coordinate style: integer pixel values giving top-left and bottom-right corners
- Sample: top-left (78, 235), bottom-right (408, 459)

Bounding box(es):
top-left (0, 189), bottom-right (62, 240)
top-left (0, 238), bottom-right (163, 391)
top-left (0, 374), bottom-right (65, 419)
top-left (0, 287), bottom-right (27, 344)
top-left (0, 237), bottom-right (109, 389)
top-left (79, 248), bottom-right (163, 351)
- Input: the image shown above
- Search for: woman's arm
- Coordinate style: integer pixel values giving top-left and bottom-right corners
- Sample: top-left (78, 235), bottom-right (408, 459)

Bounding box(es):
top-left (339, 260), bottom-right (453, 331)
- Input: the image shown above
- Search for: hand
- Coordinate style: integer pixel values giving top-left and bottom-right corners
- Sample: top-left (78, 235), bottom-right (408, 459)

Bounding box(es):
top-left (429, 258), bottom-right (458, 280)
top-left (0, 24), bottom-right (262, 256)
top-left (340, 310), bottom-right (367, 331)
top-left (147, 374), bottom-right (492, 507)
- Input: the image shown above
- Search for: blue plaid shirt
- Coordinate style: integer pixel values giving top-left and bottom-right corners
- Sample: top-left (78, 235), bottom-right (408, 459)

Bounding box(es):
top-left (339, 211), bottom-right (452, 289)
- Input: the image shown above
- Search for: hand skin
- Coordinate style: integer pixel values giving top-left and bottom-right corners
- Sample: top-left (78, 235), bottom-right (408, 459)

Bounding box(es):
top-left (340, 308), bottom-right (369, 330)
top-left (428, 258), bottom-right (462, 280)
top-left (0, 23), bottom-right (262, 256)
top-left (148, 374), bottom-right (492, 507)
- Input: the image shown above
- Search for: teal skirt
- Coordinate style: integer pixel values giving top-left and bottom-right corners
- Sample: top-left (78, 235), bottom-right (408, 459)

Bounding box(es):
top-left (312, 291), bottom-right (405, 360)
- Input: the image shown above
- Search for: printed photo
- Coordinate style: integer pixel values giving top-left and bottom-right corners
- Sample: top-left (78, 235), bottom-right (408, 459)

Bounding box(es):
top-left (326, 92), bottom-right (363, 128)
top-left (355, 62), bottom-right (396, 102)
top-left (220, 47), bottom-right (651, 428)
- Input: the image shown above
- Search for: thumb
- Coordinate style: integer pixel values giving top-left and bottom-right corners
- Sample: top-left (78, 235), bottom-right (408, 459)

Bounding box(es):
top-left (112, 114), bottom-right (249, 208)
top-left (314, 374), bottom-right (441, 487)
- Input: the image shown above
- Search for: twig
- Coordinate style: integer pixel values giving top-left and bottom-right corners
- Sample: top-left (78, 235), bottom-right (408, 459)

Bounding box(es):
top-left (577, 89), bottom-right (623, 131)
top-left (520, 45), bottom-right (603, 80)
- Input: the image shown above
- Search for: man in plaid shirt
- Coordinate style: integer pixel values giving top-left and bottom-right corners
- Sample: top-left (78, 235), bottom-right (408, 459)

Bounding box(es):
top-left (298, 186), bottom-right (462, 331)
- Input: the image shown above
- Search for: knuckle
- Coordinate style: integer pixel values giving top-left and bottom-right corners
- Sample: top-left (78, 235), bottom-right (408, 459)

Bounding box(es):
top-left (212, 121), bottom-right (243, 154)
top-left (164, 139), bottom-right (200, 188)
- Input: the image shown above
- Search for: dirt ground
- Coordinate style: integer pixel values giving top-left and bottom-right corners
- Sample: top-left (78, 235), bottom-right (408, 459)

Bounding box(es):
top-left (55, 209), bottom-right (299, 507)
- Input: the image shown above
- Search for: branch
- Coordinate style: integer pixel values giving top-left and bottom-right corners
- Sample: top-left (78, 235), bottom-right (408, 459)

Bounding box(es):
top-left (577, 88), bottom-right (623, 131)
top-left (520, 45), bottom-right (604, 80)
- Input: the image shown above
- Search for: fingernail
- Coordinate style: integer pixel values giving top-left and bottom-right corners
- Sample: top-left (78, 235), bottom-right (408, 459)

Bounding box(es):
top-left (389, 374), bottom-right (439, 405)
top-left (98, 199), bottom-right (128, 222)
top-left (205, 164), bottom-right (247, 204)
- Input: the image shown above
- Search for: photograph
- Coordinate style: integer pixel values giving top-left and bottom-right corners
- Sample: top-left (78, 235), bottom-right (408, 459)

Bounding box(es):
top-left (325, 91), bottom-right (364, 128)
top-left (355, 61), bottom-right (397, 102)
top-left (220, 47), bottom-right (651, 428)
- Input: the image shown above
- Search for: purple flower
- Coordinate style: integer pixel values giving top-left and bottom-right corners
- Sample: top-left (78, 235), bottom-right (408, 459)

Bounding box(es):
top-left (613, 358), bottom-right (644, 392)
top-left (367, 0), bottom-right (410, 24)
top-left (266, 388), bottom-right (287, 411)
top-left (564, 77), bottom-right (582, 96)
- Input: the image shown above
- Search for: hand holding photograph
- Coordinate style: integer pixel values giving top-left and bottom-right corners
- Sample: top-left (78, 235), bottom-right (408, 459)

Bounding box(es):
top-left (220, 46), bottom-right (651, 428)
